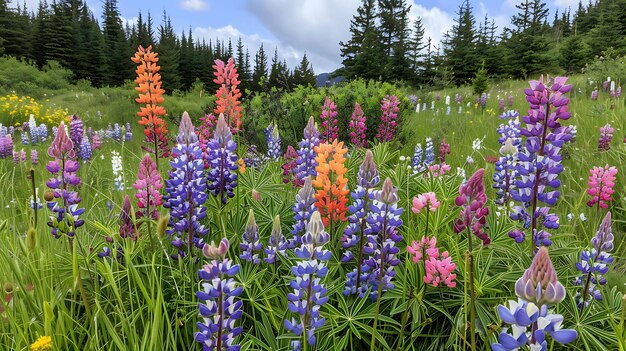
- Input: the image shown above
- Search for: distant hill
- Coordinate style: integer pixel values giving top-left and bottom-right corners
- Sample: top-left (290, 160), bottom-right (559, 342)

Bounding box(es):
top-left (316, 72), bottom-right (345, 87)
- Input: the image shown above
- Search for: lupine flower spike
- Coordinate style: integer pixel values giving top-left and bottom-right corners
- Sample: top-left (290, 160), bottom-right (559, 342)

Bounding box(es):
top-left (586, 165), bottom-right (617, 209)
top-left (240, 209), bottom-right (263, 264)
top-left (376, 95), bottom-right (399, 142)
top-left (265, 215), bottom-right (287, 264)
top-left (213, 58), bottom-right (242, 133)
top-left (195, 238), bottom-right (243, 351)
top-left (282, 146), bottom-right (301, 186)
top-left (294, 116), bottom-right (320, 182)
top-left (206, 114), bottom-right (238, 204)
top-left (598, 124), bottom-right (613, 151)
top-left (319, 96), bottom-right (338, 142)
top-left (290, 176), bottom-right (317, 248)
top-left (348, 102), bottom-right (367, 147)
top-left (133, 154), bottom-right (163, 221)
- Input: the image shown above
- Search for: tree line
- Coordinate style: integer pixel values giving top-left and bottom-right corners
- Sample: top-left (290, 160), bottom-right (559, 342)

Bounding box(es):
top-left (0, 0), bottom-right (317, 93)
top-left (340, 0), bottom-right (626, 87)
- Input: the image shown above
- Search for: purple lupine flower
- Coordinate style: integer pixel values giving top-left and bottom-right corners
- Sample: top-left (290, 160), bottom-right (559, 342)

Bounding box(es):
top-left (265, 122), bottom-right (281, 161)
top-left (265, 215), bottom-right (288, 264)
top-left (12, 150), bottom-right (20, 164)
top-left (133, 154), bottom-right (163, 220)
top-left (436, 93), bottom-right (441, 102)
top-left (284, 211), bottom-right (331, 349)
top-left (30, 149), bottom-right (39, 165)
top-left (240, 209), bottom-right (263, 264)
top-left (494, 111), bottom-right (521, 206)
top-left (282, 146), bottom-right (301, 186)
top-left (319, 96), bottom-right (338, 142)
top-left (408, 95), bottom-right (418, 107)
top-left (164, 112), bottom-right (209, 259)
top-left (290, 176), bottom-right (316, 248)
top-left (516, 247), bottom-right (566, 306)
top-left (39, 124), bottom-right (48, 141)
top-left (206, 114), bottom-right (238, 204)
top-left (106, 124), bottom-right (113, 139)
top-left (78, 136), bottom-right (92, 161)
top-left (455, 94), bottom-right (463, 104)
top-left (69, 114), bottom-right (84, 156)
top-left (0, 135), bottom-right (12, 158)
top-left (603, 79), bottom-right (610, 92)
top-left (119, 195), bottom-right (137, 239)
top-left (294, 116), bottom-right (320, 182)
top-left (243, 145), bottom-right (261, 170)
top-left (376, 95), bottom-right (400, 142)
top-left (342, 150), bottom-right (380, 296)
top-left (438, 138), bottom-right (450, 163)
top-left (362, 178), bottom-right (403, 301)
top-left (424, 138), bottom-right (435, 166)
top-left (617, 86), bottom-right (622, 98)
top-left (453, 169), bottom-right (490, 246)
top-left (411, 143), bottom-right (425, 173)
top-left (348, 102), bottom-right (367, 148)
top-left (45, 122), bottom-right (84, 240)
top-left (478, 93), bottom-right (488, 109)
top-left (112, 123), bottom-right (121, 141)
top-left (124, 122), bottom-right (133, 141)
top-left (508, 95), bottom-right (514, 107)
top-left (598, 123), bottom-right (613, 151)
top-left (508, 76), bottom-right (572, 251)
top-left (591, 90), bottom-right (598, 100)
top-left (195, 238), bottom-right (243, 351)
top-left (499, 99), bottom-right (505, 111)
top-left (21, 131), bottom-right (28, 145)
top-left (574, 211), bottom-right (614, 308)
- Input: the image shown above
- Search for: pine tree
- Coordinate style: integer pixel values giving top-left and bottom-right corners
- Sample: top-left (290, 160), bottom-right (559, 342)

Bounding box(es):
top-left (157, 11), bottom-right (181, 92)
top-left (378, 0), bottom-right (412, 81)
top-left (339, 0), bottom-right (383, 79)
top-left (31, 0), bottom-right (51, 67)
top-left (407, 17), bottom-right (427, 83)
top-left (102, 0), bottom-right (131, 85)
top-left (0, 0), bottom-right (31, 58)
top-left (442, 0), bottom-right (477, 85)
top-left (252, 44), bottom-right (268, 92)
top-left (292, 53), bottom-right (316, 87)
top-left (560, 32), bottom-right (589, 73)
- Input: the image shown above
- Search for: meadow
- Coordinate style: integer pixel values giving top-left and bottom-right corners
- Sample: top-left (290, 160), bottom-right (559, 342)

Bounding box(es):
top-left (0, 51), bottom-right (625, 351)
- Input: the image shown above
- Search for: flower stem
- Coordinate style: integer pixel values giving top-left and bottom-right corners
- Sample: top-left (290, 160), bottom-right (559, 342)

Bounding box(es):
top-left (466, 227), bottom-right (477, 351)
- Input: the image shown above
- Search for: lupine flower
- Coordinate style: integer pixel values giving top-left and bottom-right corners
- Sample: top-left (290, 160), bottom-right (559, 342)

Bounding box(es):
top-left (493, 138), bottom-right (518, 206)
top-left (508, 95), bottom-right (514, 106)
top-left (586, 165), bottom-right (617, 209)
top-left (111, 151), bottom-right (124, 191)
top-left (30, 149), bottom-right (39, 165)
top-left (617, 86), bottom-right (622, 98)
top-left (509, 76), bottom-right (572, 250)
top-left (290, 176), bottom-right (317, 248)
top-left (436, 93), bottom-right (441, 102)
top-left (265, 215), bottom-right (288, 264)
top-left (349, 102), bottom-right (367, 147)
top-left (91, 134), bottom-right (101, 150)
top-left (598, 123), bottom-right (613, 151)
top-left (112, 123), bottom-right (122, 141)
top-left (319, 96), bottom-right (338, 142)
top-left (240, 209), bottom-right (263, 264)
top-left (408, 94), bottom-right (418, 107)
top-left (282, 145), bottom-right (301, 186)
top-left (453, 169), bottom-right (490, 245)
top-left (376, 95), bottom-right (400, 142)
top-left (0, 135), bottom-right (13, 158)
top-left (69, 114), bottom-right (84, 155)
top-left (479, 93), bottom-right (487, 109)
top-left (198, 113), bottom-right (217, 153)
top-left (412, 192), bottom-right (440, 213)
top-left (124, 122), bottom-right (133, 141)
top-left (45, 122), bottom-right (84, 240)
top-left (424, 251), bottom-right (457, 288)
top-left (312, 139), bottom-right (349, 230)
top-left (499, 99), bottom-right (505, 111)
top-left (265, 122), bottom-right (281, 161)
top-left (133, 154), bottom-right (163, 220)
top-left (78, 136), bottom-right (92, 161)
top-left (206, 114), bottom-right (238, 204)
top-left (27, 115), bottom-right (38, 144)
top-left (361, 178), bottom-right (403, 301)
top-left (493, 246), bottom-right (576, 351)
top-left (424, 138), bottom-right (435, 166)
top-left (21, 131), bottom-right (28, 145)
top-left (574, 212), bottom-right (614, 308)
top-left (132, 45), bottom-right (170, 164)
top-left (426, 163), bottom-right (451, 178)
top-left (284, 211), bottom-right (331, 350)
top-left (610, 81), bottom-right (616, 97)
top-left (406, 236), bottom-right (438, 263)
top-left (243, 144), bottom-right (261, 170)
top-left (164, 112), bottom-right (209, 259)
top-left (119, 195), bottom-right (137, 239)
top-left (213, 58), bottom-right (243, 132)
top-left (591, 90), bottom-right (598, 100)
top-left (411, 143), bottom-right (425, 173)
top-left (342, 150), bottom-right (380, 296)
top-left (195, 238), bottom-right (243, 351)
top-left (439, 138), bottom-right (450, 162)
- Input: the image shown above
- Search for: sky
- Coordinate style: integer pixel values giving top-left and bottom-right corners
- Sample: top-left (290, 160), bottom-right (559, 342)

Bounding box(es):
top-left (11, 0), bottom-right (581, 74)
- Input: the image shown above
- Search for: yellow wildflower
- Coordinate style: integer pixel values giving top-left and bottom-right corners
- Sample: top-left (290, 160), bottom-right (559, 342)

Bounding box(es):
top-left (30, 336), bottom-right (52, 351)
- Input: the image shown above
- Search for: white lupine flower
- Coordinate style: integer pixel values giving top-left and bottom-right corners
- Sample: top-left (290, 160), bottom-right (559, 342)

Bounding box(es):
top-left (111, 151), bottom-right (125, 191)
top-left (579, 213), bottom-right (587, 222)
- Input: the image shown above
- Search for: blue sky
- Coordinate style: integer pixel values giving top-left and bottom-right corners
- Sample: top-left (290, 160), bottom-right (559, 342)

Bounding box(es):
top-left (13, 0), bottom-right (580, 73)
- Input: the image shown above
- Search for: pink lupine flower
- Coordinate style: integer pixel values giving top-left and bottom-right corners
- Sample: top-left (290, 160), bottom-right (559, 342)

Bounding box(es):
top-left (438, 138), bottom-right (450, 163)
top-left (348, 102), bottom-right (367, 147)
top-left (412, 192), bottom-right (440, 214)
top-left (376, 95), bottom-right (399, 142)
top-left (426, 163), bottom-right (451, 178)
top-left (133, 154), bottom-right (163, 220)
top-left (586, 165), bottom-right (617, 209)
top-left (319, 96), bottom-right (338, 142)
top-left (406, 236), bottom-right (439, 263)
top-left (598, 124), bottom-right (613, 151)
top-left (424, 251), bottom-right (457, 288)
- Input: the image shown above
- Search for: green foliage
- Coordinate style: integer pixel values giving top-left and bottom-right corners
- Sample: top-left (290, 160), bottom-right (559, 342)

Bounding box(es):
top-left (472, 66), bottom-right (489, 95)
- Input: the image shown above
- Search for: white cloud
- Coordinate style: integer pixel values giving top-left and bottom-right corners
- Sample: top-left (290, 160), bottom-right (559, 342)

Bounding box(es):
top-left (121, 16), bottom-right (138, 29)
top-left (409, 3), bottom-right (454, 51)
top-left (180, 0), bottom-right (209, 11)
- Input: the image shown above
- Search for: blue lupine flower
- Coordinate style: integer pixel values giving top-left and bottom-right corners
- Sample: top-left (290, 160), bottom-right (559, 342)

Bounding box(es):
top-left (124, 122), bottom-right (133, 141)
top-left (265, 122), bottom-right (281, 161)
top-left (362, 178), bottom-right (403, 301)
top-left (290, 176), bottom-right (316, 248)
top-left (424, 137), bottom-right (435, 166)
top-left (164, 112), bottom-right (209, 259)
top-left (411, 143), bottom-right (425, 173)
top-left (21, 131), bottom-right (28, 145)
top-left (284, 211), bottom-right (331, 350)
top-left (38, 124), bottom-right (48, 141)
top-left (243, 145), bottom-right (261, 170)
top-left (206, 114), bottom-right (238, 204)
top-left (78, 135), bottom-right (92, 161)
top-left (28, 115), bottom-right (38, 144)
top-left (294, 116), bottom-right (320, 182)
top-left (265, 215), bottom-right (288, 264)
top-left (508, 76), bottom-right (572, 250)
top-left (493, 110), bottom-right (521, 206)
top-left (112, 123), bottom-right (121, 141)
top-left (342, 150), bottom-right (380, 296)
top-left (195, 238), bottom-right (243, 351)
top-left (240, 209), bottom-right (263, 264)
top-left (574, 211), bottom-right (614, 308)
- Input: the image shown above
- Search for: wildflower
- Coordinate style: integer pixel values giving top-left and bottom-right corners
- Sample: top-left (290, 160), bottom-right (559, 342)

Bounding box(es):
top-left (406, 236), bottom-right (438, 263)
top-left (376, 95), bottom-right (400, 142)
top-left (240, 209), bottom-right (263, 264)
top-left (69, 114), bottom-right (84, 155)
top-left (91, 134), bottom-right (101, 150)
top-left (111, 151), bottom-right (124, 191)
top-left (508, 95), bottom-right (514, 106)
top-left (412, 192), bottom-right (440, 214)
top-left (213, 58), bottom-right (242, 132)
top-left (78, 135), bottom-right (92, 161)
top-left (319, 96), bottom-right (338, 142)
top-left (586, 165), bottom-right (617, 209)
top-left (1, 135), bottom-right (15, 158)
top-left (424, 250), bottom-right (457, 288)
top-left (124, 122), bottom-right (133, 141)
top-left (206, 114), bottom-right (238, 204)
top-left (579, 213), bottom-right (587, 222)
top-left (294, 116), bottom-right (320, 182)
top-left (164, 112), bottom-right (209, 259)
top-left (591, 90), bottom-right (598, 100)
top-left (342, 150), bottom-right (380, 296)
top-left (265, 122), bottom-right (281, 161)
top-left (133, 154), bottom-right (163, 220)
top-left (243, 144), bottom-right (261, 170)
top-left (348, 102), bottom-right (367, 147)
top-left (439, 138), bottom-right (450, 162)
top-left (119, 195), bottom-right (137, 239)
top-left (312, 139), bottom-right (349, 230)
top-left (237, 158), bottom-right (246, 174)
top-left (516, 247), bottom-right (565, 306)
top-left (411, 143), bottom-right (425, 173)
top-left (426, 163), bottom-right (451, 178)
top-left (499, 99), bottom-right (505, 111)
top-left (195, 238), bottom-right (243, 350)
top-left (424, 138), bottom-right (435, 166)
top-left (598, 124), bottom-right (613, 151)
top-left (30, 335), bottom-right (52, 351)
top-left (265, 215), bottom-right (287, 264)
top-left (574, 212), bottom-right (614, 308)
top-left (472, 138), bottom-right (483, 151)
top-left (284, 211), bottom-right (331, 349)
top-left (454, 169), bottom-right (490, 245)
top-left (290, 176), bottom-right (317, 248)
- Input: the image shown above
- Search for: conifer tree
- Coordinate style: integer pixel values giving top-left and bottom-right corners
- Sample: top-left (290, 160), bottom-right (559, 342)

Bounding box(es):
top-left (442, 0), bottom-right (477, 85)
top-left (252, 43), bottom-right (268, 92)
top-left (156, 11), bottom-right (180, 92)
top-left (102, 0), bottom-right (131, 85)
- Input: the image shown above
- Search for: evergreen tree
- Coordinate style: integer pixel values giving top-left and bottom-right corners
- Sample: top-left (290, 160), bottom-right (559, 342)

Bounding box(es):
top-left (252, 43), bottom-right (268, 92)
top-left (292, 53), bottom-right (316, 87)
top-left (157, 11), bottom-right (180, 92)
top-left (378, 0), bottom-right (412, 81)
top-left (32, 0), bottom-right (51, 67)
top-left (235, 36), bottom-right (251, 93)
top-left (102, 0), bottom-right (130, 85)
top-left (442, 0), bottom-right (477, 85)
top-left (560, 33), bottom-right (590, 73)
top-left (407, 17), bottom-right (427, 83)
top-left (339, 0), bottom-right (383, 79)
top-left (0, 0), bottom-right (30, 58)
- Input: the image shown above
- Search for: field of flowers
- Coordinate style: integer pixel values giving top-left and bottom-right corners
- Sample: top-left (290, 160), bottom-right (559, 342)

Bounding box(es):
top-left (0, 46), bottom-right (625, 351)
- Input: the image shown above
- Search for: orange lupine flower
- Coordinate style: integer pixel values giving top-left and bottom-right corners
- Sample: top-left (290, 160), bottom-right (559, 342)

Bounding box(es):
top-left (132, 45), bottom-right (169, 164)
top-left (312, 140), bottom-right (349, 232)
top-left (213, 58), bottom-right (242, 133)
